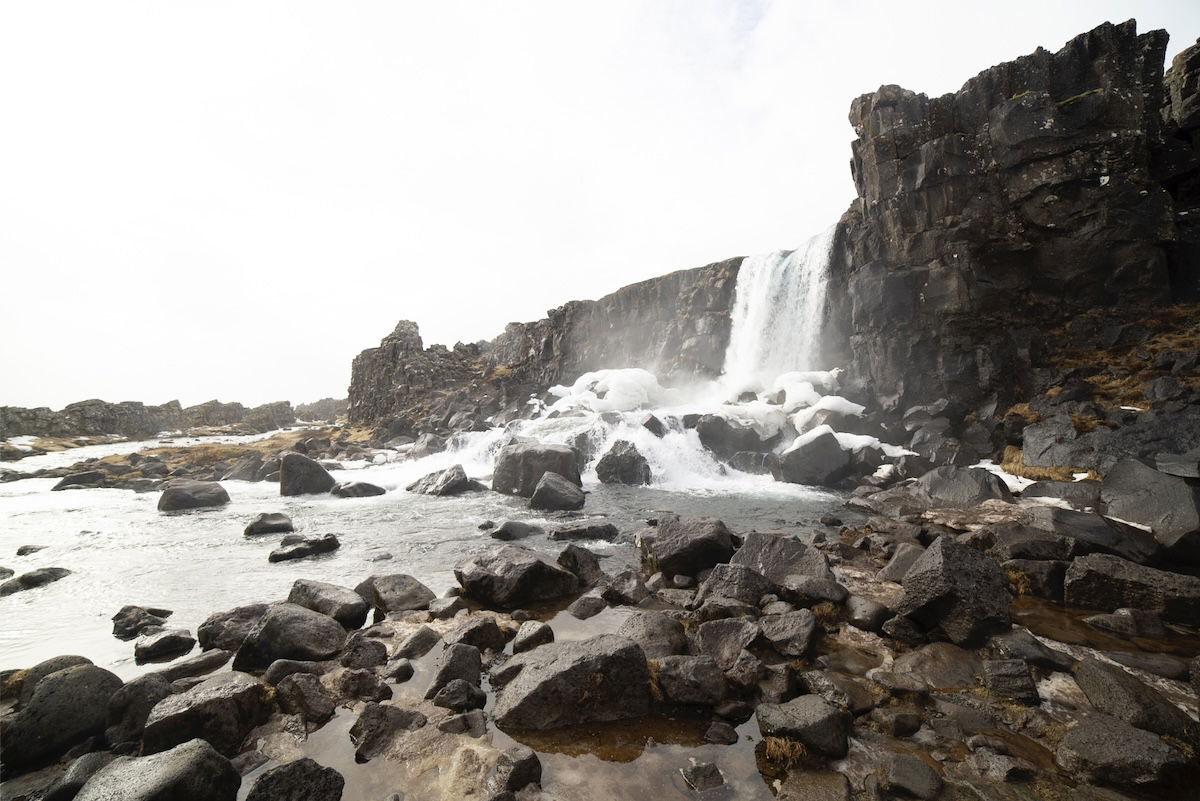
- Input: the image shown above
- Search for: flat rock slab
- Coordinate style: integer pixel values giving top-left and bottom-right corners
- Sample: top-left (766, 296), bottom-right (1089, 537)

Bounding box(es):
top-left (1064, 553), bottom-right (1200, 624)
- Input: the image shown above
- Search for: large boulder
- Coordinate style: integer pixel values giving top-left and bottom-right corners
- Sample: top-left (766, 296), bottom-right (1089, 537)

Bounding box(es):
top-left (454, 545), bottom-right (579, 608)
top-left (642, 514), bottom-right (735, 577)
top-left (1064, 553), bottom-right (1200, 624)
top-left (198, 604), bottom-right (270, 652)
top-left (157, 480), bottom-right (230, 512)
top-left (1056, 713), bottom-right (1186, 787)
top-left (355, 574), bottom-right (436, 615)
top-left (759, 609), bottom-right (817, 657)
top-left (916, 466), bottom-right (1012, 508)
top-left (349, 702), bottom-right (427, 763)
top-left (1, 663), bottom-right (123, 772)
top-left (697, 414), bottom-right (776, 460)
top-left (730, 531), bottom-right (833, 584)
top-left (112, 605), bottom-right (172, 640)
top-left (105, 673), bottom-right (173, 747)
top-left (693, 563), bottom-right (774, 607)
top-left (492, 441), bottom-right (581, 498)
top-left (1024, 506), bottom-right (1161, 564)
top-left (279, 452), bottom-right (335, 496)
top-left (232, 603), bottom-right (347, 670)
top-left (596, 440), bottom-right (652, 485)
top-left (1074, 657), bottom-right (1196, 740)
top-left (425, 643), bottom-right (482, 700)
top-left (756, 695), bottom-right (852, 758)
top-left (694, 618), bottom-right (760, 670)
top-left (245, 757), bottom-right (344, 801)
top-left (654, 655), bottom-right (726, 706)
top-left (12, 654), bottom-right (92, 706)
top-left (331, 481), bottom-right (386, 498)
top-left (616, 611), bottom-right (688, 659)
top-left (141, 672), bottom-right (272, 755)
top-left (529, 471), bottom-right (585, 511)
top-left (894, 536), bottom-right (1012, 645)
top-left (1101, 458), bottom-right (1200, 560)
top-left (407, 464), bottom-right (474, 496)
top-left (268, 534), bottom-right (340, 562)
top-left (74, 739), bottom-right (240, 801)
top-left (288, 579), bottom-right (369, 629)
top-left (0, 566), bottom-right (72, 595)
top-left (492, 635), bottom-right (651, 730)
top-left (774, 429), bottom-right (851, 487)
top-left (244, 513), bottom-right (294, 536)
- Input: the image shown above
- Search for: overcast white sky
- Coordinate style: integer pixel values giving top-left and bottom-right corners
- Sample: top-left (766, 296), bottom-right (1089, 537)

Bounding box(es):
top-left (2, 1), bottom-right (1197, 410)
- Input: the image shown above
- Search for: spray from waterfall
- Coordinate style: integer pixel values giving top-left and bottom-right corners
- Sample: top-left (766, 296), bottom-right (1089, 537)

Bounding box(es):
top-left (721, 226), bottom-right (836, 396)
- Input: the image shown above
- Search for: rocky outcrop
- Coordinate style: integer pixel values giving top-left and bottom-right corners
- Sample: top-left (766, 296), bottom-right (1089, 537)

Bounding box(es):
top-left (0, 397), bottom-right (295, 439)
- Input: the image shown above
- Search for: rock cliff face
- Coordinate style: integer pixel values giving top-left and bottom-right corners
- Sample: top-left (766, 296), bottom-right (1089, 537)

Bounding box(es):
top-left (824, 21), bottom-right (1200, 414)
top-left (0, 398), bottom-right (296, 439)
top-left (347, 259), bottom-right (739, 428)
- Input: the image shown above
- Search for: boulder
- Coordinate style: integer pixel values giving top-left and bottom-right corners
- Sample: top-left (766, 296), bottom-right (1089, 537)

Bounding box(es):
top-left (339, 638), bottom-right (388, 669)
top-left (693, 563), bottom-right (773, 608)
top-left (244, 512), bottom-right (294, 536)
top-left (262, 659), bottom-right (322, 686)
top-left (428, 596), bottom-right (467, 619)
top-left (157, 480), bottom-right (230, 512)
top-left (777, 575), bottom-right (848, 605)
top-left (288, 579), bottom-right (369, 629)
top-left (892, 642), bottom-right (983, 689)
top-left (393, 625), bottom-right (441, 659)
top-left (454, 545), bottom-right (579, 608)
top-left (697, 414), bottom-right (776, 460)
top-left (424, 643), bottom-right (482, 700)
top-left (0, 566), bottom-right (72, 596)
top-left (982, 659), bottom-right (1039, 704)
top-left (730, 531), bottom-right (833, 583)
top-left (0, 663), bottom-right (123, 772)
top-left (134, 628), bottom-right (197, 663)
top-left (406, 464), bottom-right (473, 496)
top-left (489, 520), bottom-right (542, 540)
top-left (153, 649), bottom-right (232, 683)
top-left (105, 673), bottom-right (173, 746)
top-left (112, 604), bottom-right (172, 640)
top-left (529, 471), bottom-right (585, 511)
top-left (198, 604), bottom-right (270, 652)
top-left (1064, 553), bottom-right (1200, 624)
top-left (616, 611), bottom-right (688, 659)
top-left (52, 471), bottom-right (106, 491)
top-left (356, 573), bottom-right (436, 614)
top-left (643, 514), bottom-right (735, 577)
top-left (759, 609), bottom-right (817, 657)
top-left (694, 618), bottom-right (760, 670)
top-left (492, 635), bottom-right (651, 730)
top-left (557, 543), bottom-right (606, 587)
top-left (268, 534), bottom-right (340, 562)
top-left (512, 620), bottom-right (554, 653)
top-left (432, 678), bottom-right (487, 712)
top-left (879, 753), bottom-right (942, 800)
top-left (279, 452), bottom-right (335, 496)
top-left (774, 430), bottom-right (851, 486)
top-left (331, 481), bottom-right (386, 498)
top-left (1025, 506), bottom-right (1161, 564)
top-left (492, 441), bottom-right (581, 498)
top-left (74, 739), bottom-right (240, 801)
top-left (895, 536), bottom-right (1012, 645)
top-left (491, 746), bottom-right (542, 793)
top-left (232, 603), bottom-right (347, 670)
top-left (141, 672), bottom-right (272, 755)
top-left (601, 568), bottom-right (651, 606)
top-left (654, 655), bottom-right (726, 706)
top-left (444, 616), bottom-right (509, 652)
top-left (42, 752), bottom-right (118, 801)
top-left (756, 695), bottom-right (852, 758)
top-left (245, 757), bottom-right (344, 801)
top-left (877, 543), bottom-right (926, 582)
top-left (549, 522), bottom-right (620, 542)
top-left (222, 455), bottom-right (263, 482)
top-left (1073, 657), bottom-right (1195, 740)
top-left (1101, 458), bottom-right (1200, 559)
top-left (916, 466), bottom-right (1012, 508)
top-left (335, 668), bottom-right (392, 702)
top-left (596, 440), bottom-right (652, 485)
top-left (1056, 713), bottom-right (1186, 787)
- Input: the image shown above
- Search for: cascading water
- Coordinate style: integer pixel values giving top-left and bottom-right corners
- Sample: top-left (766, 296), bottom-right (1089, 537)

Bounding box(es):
top-left (720, 226), bottom-right (836, 396)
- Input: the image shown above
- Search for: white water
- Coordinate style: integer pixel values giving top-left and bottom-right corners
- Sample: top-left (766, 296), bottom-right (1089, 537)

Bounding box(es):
top-left (721, 226), bottom-right (836, 397)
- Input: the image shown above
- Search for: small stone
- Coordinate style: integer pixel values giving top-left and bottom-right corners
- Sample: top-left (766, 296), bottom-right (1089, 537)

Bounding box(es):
top-left (680, 760), bottom-right (724, 791)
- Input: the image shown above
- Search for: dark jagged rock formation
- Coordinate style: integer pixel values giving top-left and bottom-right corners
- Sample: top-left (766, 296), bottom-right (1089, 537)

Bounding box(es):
top-left (823, 21), bottom-right (1200, 415)
top-left (0, 398), bottom-right (296, 440)
top-left (295, 397), bottom-right (348, 422)
top-left (347, 259), bottom-right (740, 431)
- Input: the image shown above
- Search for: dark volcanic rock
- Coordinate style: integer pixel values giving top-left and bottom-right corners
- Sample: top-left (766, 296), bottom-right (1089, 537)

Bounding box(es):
top-left (759, 609), bottom-right (817, 657)
top-left (198, 604), bottom-right (270, 652)
top-left (279, 452), bottom-right (336, 496)
top-left (1056, 713), bottom-right (1186, 787)
top-left (731, 531), bottom-right (833, 583)
top-left (245, 757), bottom-right (344, 801)
top-left (348, 702), bottom-right (426, 762)
top-left (643, 514), bottom-right (735, 577)
top-left (513, 620), bottom-right (554, 653)
top-left (335, 668), bottom-right (392, 702)
top-left (105, 672), bottom-right (173, 746)
top-left (275, 673), bottom-right (335, 724)
top-left (424, 643), bottom-right (482, 700)
top-left (141, 672), bottom-right (272, 756)
top-left (135, 628), bottom-right (197, 664)
top-left (73, 738), bottom-right (241, 801)
top-left (289, 579), bottom-right (369, 629)
top-left (1101, 458), bottom-right (1200, 558)
top-left (331, 480), bottom-right (386, 498)
top-left (492, 746), bottom-right (542, 793)
top-left (916, 466), bottom-right (1012, 508)
top-left (756, 695), bottom-right (852, 758)
top-left (616, 610), bottom-right (688, 659)
top-left (0, 566), bottom-right (72, 595)
top-left (549, 521), bottom-right (619, 542)
top-left (406, 464), bottom-right (474, 496)
top-left (157, 480), bottom-right (230, 512)
top-left (1064, 553), bottom-right (1200, 624)
top-left (1024, 506), bottom-right (1161, 564)
top-left (1073, 656), bottom-right (1195, 740)
top-left (444, 616), bottom-right (509, 652)
top-left (356, 574), bottom-right (436, 615)
top-left (244, 512), bottom-right (294, 536)
top-left (529, 471), bottom-right (585, 511)
top-left (492, 635), bottom-right (651, 730)
top-left (42, 752), bottom-right (118, 801)
top-left (232, 603), bottom-right (347, 670)
top-left (697, 414), bottom-right (777, 461)
top-left (268, 534), bottom-right (340, 562)
top-left (112, 604), bottom-right (172, 640)
top-left (596, 440), bottom-right (652, 485)
top-left (774, 430), bottom-right (851, 487)
top-left (895, 536), bottom-right (1012, 645)
top-left (694, 618), bottom-right (760, 670)
top-left (693, 563), bottom-right (773, 608)
top-left (654, 655), bottom-right (726, 706)
top-left (492, 441), bottom-right (581, 498)
top-left (454, 545), bottom-right (579, 608)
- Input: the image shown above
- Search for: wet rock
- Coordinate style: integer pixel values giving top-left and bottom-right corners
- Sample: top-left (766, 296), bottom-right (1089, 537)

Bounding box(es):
top-left (778, 575), bottom-right (848, 606)
top-left (697, 414), bottom-right (777, 460)
top-left (489, 520), bottom-right (542, 540)
top-left (105, 672), bottom-right (173, 747)
top-left (1056, 713), bottom-right (1186, 787)
top-left (157, 479), bottom-right (230, 511)
top-left (601, 568), bottom-right (651, 606)
top-left (445, 617), bottom-right (509, 652)
top-left (892, 642), bottom-right (982, 689)
top-left (245, 757), bottom-right (344, 801)
top-left (916, 465), bottom-right (1012, 508)
top-left (1, 663), bottom-right (123, 772)
top-left (988, 629), bottom-right (1073, 672)
top-left (0, 566), bottom-right (72, 595)
top-left (705, 720), bottom-right (738, 744)
top-left (759, 609), bottom-right (816, 657)
top-left (492, 746), bottom-right (542, 793)
top-left (232, 603), bottom-right (347, 670)
top-left (150, 649), bottom-right (229, 683)
top-left (142, 672), bottom-right (271, 756)
top-left (455, 545), bottom-right (579, 609)
top-left (112, 604), bottom-right (173, 640)
top-left (428, 596), bottom-right (466, 619)
top-left (1002, 558), bottom-right (1068, 601)
top-left (381, 658), bottom-right (414, 682)
top-left (268, 534), bottom-right (340, 562)
top-left (1025, 506), bottom-right (1160, 564)
top-left (774, 429), bottom-right (851, 487)
top-left (617, 610), bottom-right (688, 659)
top-left (74, 738), bottom-right (240, 801)
top-left (870, 708), bottom-right (922, 737)
top-left (349, 702), bottom-right (426, 762)
top-left (393, 625), bottom-right (441, 659)
top-left (12, 654), bottom-right (92, 707)
top-left (432, 678), bottom-right (486, 711)
top-left (895, 536), bottom-right (1012, 645)
top-left (356, 573), bottom-right (436, 615)
top-left (549, 522), bottom-right (619, 542)
top-left (680, 760), bottom-right (724, 791)
top-left (438, 709), bottom-right (487, 737)
top-left (244, 512), bottom-right (294, 536)
top-left (643, 514), bottom-right (735, 577)
top-left (1064, 553), bottom-right (1200, 624)
top-left (340, 637), bottom-right (388, 669)
top-left (198, 603), bottom-right (270, 652)
top-left (879, 752), bottom-right (942, 800)
top-left (135, 628), bottom-right (196, 663)
top-left (492, 634), bottom-right (651, 730)
top-left (596, 440), bottom-right (652, 485)
top-left (52, 471), bottom-right (106, 490)
top-left (279, 452), bottom-right (336, 496)
top-left (1103, 651), bottom-right (1190, 681)
top-left (775, 769), bottom-right (850, 801)
top-left (513, 620), bottom-right (554, 653)
top-left (557, 543), bottom-right (606, 587)
top-left (221, 454), bottom-right (263, 482)
top-left (654, 655), bottom-right (725, 706)
top-left (565, 595), bottom-right (606, 619)
top-left (982, 659), bottom-right (1039, 704)
top-left (693, 563), bottom-right (773, 607)
top-left (756, 695), bottom-right (852, 758)
top-left (42, 751), bottom-right (118, 801)
top-left (336, 668), bottom-right (393, 702)
top-left (492, 441), bottom-right (581, 498)
top-left (529, 471), bottom-right (585, 511)
top-left (407, 463), bottom-right (473, 496)
top-left (881, 615), bottom-right (926, 646)
top-left (331, 480), bottom-right (386, 498)
top-left (877, 542), bottom-right (926, 582)
top-left (846, 596), bottom-right (889, 631)
top-left (694, 618), bottom-right (760, 670)
top-left (1101, 458), bottom-right (1200, 559)
top-left (275, 672), bottom-right (335, 724)
top-left (288, 579), bottom-right (369, 629)
top-left (1084, 607), bottom-right (1167, 638)
top-left (1022, 480), bottom-right (1102, 509)
top-left (1074, 657), bottom-right (1195, 740)
top-left (425, 643), bottom-right (482, 699)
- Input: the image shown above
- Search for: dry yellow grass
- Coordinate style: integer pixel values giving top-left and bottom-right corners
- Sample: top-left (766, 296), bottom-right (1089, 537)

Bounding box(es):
top-left (999, 446), bottom-right (1079, 482)
top-left (762, 736), bottom-right (808, 768)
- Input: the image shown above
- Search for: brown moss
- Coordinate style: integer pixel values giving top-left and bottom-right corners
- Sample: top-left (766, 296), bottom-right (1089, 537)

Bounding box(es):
top-left (1004, 403), bottom-right (1041, 424)
top-left (762, 736), bottom-right (808, 768)
top-left (1006, 567), bottom-right (1034, 597)
top-left (646, 659), bottom-right (664, 703)
top-left (811, 601), bottom-right (840, 631)
top-left (999, 446), bottom-right (1079, 482)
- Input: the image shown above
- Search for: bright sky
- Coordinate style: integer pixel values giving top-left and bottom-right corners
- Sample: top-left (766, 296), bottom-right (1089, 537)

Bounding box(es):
top-left (2, 1), bottom-right (1197, 410)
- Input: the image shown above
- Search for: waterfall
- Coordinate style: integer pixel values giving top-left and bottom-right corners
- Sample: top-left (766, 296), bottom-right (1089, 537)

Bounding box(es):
top-left (721, 226), bottom-right (836, 395)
